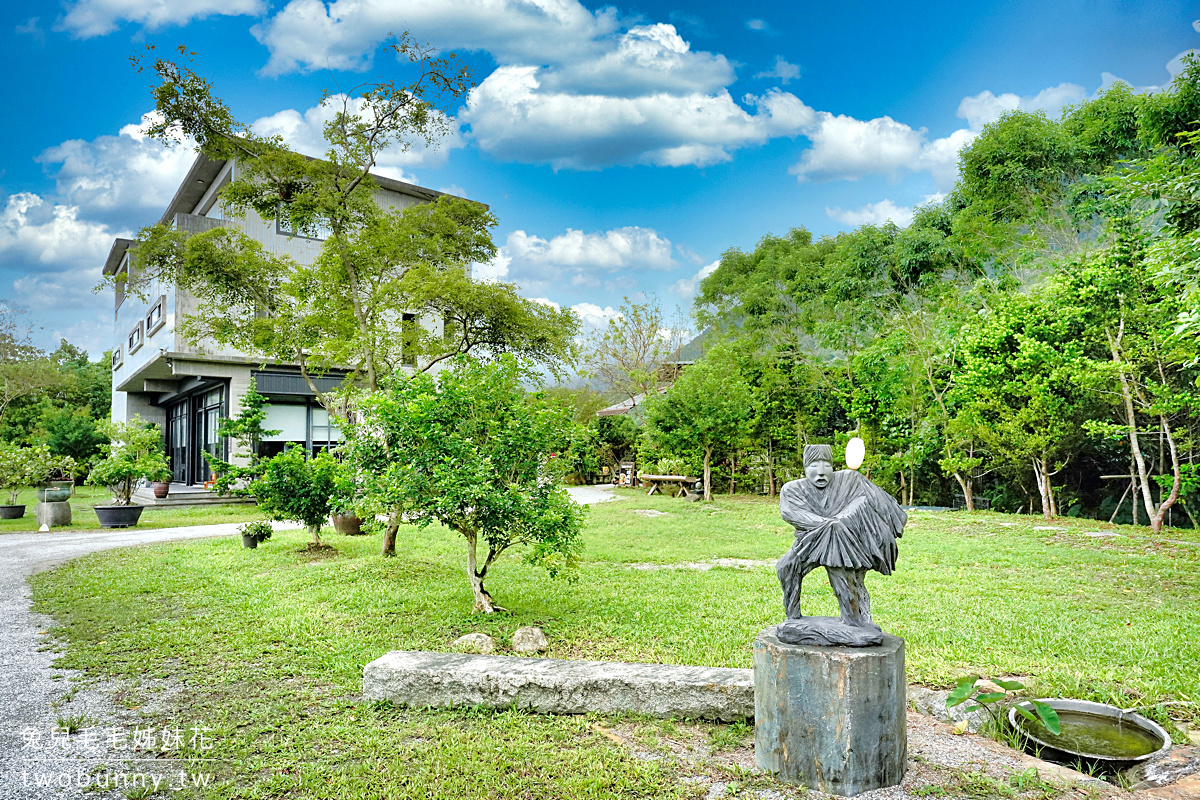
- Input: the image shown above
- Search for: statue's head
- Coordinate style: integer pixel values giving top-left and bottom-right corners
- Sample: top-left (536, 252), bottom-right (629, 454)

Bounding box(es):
top-left (803, 444), bottom-right (834, 490)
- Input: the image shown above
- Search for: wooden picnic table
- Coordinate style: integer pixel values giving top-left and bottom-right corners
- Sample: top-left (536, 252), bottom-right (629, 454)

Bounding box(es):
top-left (639, 474), bottom-right (699, 497)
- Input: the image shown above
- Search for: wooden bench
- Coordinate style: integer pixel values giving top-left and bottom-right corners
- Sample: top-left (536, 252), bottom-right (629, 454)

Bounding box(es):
top-left (639, 474), bottom-right (699, 497)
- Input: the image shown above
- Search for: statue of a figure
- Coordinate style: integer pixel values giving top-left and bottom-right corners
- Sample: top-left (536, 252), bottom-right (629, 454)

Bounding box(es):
top-left (776, 444), bottom-right (907, 647)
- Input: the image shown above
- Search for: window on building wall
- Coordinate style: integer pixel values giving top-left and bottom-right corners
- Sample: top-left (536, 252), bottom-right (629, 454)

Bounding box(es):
top-left (128, 321), bottom-right (144, 354)
top-left (275, 204), bottom-right (331, 241)
top-left (402, 313), bottom-right (418, 366)
top-left (112, 346), bottom-right (123, 371)
top-left (115, 263), bottom-right (127, 311)
top-left (145, 295), bottom-right (166, 335)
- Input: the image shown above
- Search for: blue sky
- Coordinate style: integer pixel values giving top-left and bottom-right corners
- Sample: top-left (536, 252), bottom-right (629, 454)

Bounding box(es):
top-left (1, 0), bottom-right (1196, 355)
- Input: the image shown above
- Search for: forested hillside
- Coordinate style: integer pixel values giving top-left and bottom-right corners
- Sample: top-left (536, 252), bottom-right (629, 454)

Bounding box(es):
top-left (648, 58), bottom-right (1200, 531)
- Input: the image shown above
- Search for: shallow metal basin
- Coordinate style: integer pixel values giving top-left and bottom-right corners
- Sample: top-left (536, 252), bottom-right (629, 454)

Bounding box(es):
top-left (1008, 699), bottom-right (1171, 766)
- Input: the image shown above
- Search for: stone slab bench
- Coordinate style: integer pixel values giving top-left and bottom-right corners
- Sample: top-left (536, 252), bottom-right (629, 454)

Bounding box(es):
top-left (363, 650), bottom-right (754, 722)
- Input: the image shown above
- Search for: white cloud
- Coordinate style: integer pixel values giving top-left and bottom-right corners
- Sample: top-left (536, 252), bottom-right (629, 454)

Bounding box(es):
top-left (474, 250), bottom-right (511, 282)
top-left (755, 56), bottom-right (800, 85)
top-left (252, 0), bottom-right (618, 77)
top-left (789, 112), bottom-right (926, 184)
top-left (826, 199), bottom-right (915, 228)
top-left (507, 227), bottom-right (675, 271)
top-left (49, 318), bottom-right (109, 359)
top-left (745, 18), bottom-right (770, 31)
top-left (0, 193), bottom-right (117, 269)
top-left (482, 225), bottom-right (679, 296)
top-left (671, 259), bottom-right (719, 300)
top-left (15, 16), bottom-right (44, 42)
top-left (955, 82), bottom-right (1086, 131)
top-left (58, 0), bottom-right (264, 38)
top-left (463, 69), bottom-right (813, 169)
top-left (826, 193), bottom-right (946, 229)
top-left (1167, 49), bottom-right (1200, 78)
top-left (252, 96), bottom-right (463, 183)
top-left (252, 2), bottom-right (809, 169)
top-left (36, 112), bottom-right (195, 224)
top-left (571, 302), bottom-right (620, 330)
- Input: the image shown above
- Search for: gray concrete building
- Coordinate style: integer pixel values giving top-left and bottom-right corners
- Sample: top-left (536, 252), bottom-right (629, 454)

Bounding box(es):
top-left (104, 153), bottom-right (456, 486)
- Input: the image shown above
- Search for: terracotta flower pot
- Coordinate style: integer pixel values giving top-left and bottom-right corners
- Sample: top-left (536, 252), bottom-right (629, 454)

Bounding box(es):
top-left (151, 481), bottom-right (171, 499)
top-left (332, 513), bottom-right (363, 535)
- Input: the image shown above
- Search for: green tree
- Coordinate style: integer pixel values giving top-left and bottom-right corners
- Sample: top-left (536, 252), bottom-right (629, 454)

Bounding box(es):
top-left (642, 346), bottom-right (753, 501)
top-left (581, 296), bottom-right (688, 410)
top-left (953, 290), bottom-right (1097, 519)
top-left (119, 45), bottom-right (578, 409)
top-left (251, 446), bottom-right (340, 545)
top-left (342, 356), bottom-right (584, 612)
top-left (87, 417), bottom-right (172, 506)
top-left (204, 378), bottom-right (281, 495)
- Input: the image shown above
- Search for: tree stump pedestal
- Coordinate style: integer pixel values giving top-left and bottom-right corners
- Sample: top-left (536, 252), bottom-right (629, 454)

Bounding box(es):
top-left (36, 501), bottom-right (72, 529)
top-left (753, 625), bottom-right (906, 796)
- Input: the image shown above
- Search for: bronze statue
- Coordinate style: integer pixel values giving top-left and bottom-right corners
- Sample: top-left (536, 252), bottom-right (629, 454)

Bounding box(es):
top-left (776, 444), bottom-right (907, 647)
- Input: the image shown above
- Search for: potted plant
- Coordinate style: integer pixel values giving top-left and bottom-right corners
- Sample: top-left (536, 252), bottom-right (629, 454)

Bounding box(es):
top-left (147, 465), bottom-right (173, 499)
top-left (0, 443), bottom-right (35, 519)
top-left (36, 452), bottom-right (77, 502)
top-left (86, 416), bottom-right (171, 528)
top-left (238, 520), bottom-right (273, 549)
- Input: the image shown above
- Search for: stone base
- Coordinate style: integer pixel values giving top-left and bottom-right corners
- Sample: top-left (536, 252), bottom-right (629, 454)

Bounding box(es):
top-left (777, 616), bottom-right (883, 647)
top-left (754, 625), bottom-right (906, 797)
top-left (363, 651), bottom-right (754, 721)
top-left (36, 500), bottom-right (71, 528)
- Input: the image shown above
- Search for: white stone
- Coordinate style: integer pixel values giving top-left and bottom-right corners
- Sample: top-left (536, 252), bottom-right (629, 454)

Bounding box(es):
top-left (362, 651), bottom-right (754, 721)
top-left (450, 633), bottom-right (495, 654)
top-left (512, 626), bottom-right (549, 654)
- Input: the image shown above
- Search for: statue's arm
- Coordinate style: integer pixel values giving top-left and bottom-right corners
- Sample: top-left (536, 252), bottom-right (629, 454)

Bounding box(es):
top-left (780, 484), bottom-right (836, 530)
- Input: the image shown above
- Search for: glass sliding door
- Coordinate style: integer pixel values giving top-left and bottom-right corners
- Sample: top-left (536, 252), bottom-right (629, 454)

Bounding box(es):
top-left (168, 402), bottom-right (188, 483)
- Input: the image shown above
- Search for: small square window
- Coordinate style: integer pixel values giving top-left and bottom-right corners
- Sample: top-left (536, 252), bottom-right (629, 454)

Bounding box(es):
top-left (112, 346), bottom-right (124, 371)
top-left (128, 321), bottom-right (144, 354)
top-left (145, 295), bottom-right (166, 335)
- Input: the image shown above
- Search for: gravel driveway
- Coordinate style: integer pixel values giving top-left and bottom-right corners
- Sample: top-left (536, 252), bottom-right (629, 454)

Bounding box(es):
top-left (0, 489), bottom-right (619, 798)
top-left (0, 522), bottom-right (300, 799)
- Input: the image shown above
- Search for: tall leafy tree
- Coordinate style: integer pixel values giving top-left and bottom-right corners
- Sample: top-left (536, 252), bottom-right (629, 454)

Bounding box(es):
top-left (642, 345), bottom-right (753, 501)
top-left (119, 44), bottom-right (578, 409)
top-left (342, 356), bottom-right (584, 612)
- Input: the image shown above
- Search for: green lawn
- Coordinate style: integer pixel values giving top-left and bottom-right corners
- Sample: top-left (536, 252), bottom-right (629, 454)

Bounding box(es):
top-left (28, 489), bottom-right (1200, 798)
top-left (0, 484), bottom-right (261, 533)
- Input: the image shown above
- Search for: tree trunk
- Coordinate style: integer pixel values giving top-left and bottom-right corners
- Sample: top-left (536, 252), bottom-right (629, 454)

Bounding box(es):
top-left (703, 445), bottom-right (712, 502)
top-left (1032, 457), bottom-right (1053, 520)
top-left (952, 472), bottom-right (974, 512)
top-left (1150, 415), bottom-right (1183, 534)
top-left (381, 509), bottom-right (400, 557)
top-left (1110, 325), bottom-right (1161, 531)
top-left (307, 523), bottom-right (321, 545)
top-left (766, 442), bottom-right (776, 498)
top-left (464, 531), bottom-right (496, 613)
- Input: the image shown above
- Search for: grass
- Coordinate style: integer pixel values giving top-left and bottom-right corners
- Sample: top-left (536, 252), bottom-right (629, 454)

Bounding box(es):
top-left (28, 489), bottom-right (1200, 798)
top-left (0, 484), bottom-right (261, 534)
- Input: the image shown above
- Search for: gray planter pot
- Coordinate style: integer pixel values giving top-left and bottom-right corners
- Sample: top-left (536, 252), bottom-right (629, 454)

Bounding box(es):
top-left (241, 534), bottom-right (259, 549)
top-left (0, 505), bottom-right (26, 520)
top-left (94, 505), bottom-right (144, 528)
top-left (36, 486), bottom-right (72, 503)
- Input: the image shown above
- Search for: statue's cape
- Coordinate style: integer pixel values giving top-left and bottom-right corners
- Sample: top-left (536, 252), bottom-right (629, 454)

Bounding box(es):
top-left (780, 470), bottom-right (907, 574)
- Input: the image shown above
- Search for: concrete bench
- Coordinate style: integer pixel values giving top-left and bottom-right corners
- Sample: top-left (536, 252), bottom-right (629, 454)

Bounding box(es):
top-left (363, 650), bottom-right (754, 722)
